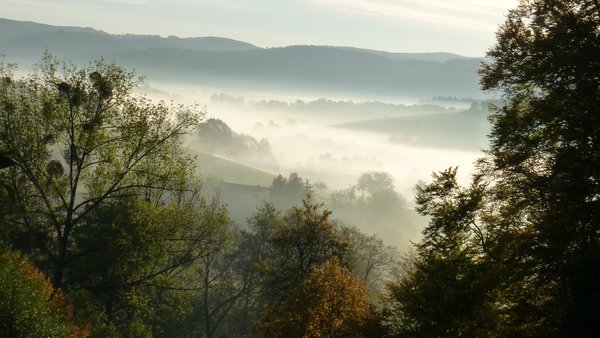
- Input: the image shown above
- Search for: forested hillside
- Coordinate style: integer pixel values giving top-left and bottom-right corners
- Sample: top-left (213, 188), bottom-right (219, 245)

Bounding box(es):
top-left (0, 18), bottom-right (483, 99)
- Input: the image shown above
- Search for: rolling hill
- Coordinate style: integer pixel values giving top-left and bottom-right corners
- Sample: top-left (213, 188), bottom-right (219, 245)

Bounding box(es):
top-left (191, 152), bottom-right (275, 187)
top-left (1, 18), bottom-right (486, 98)
top-left (330, 108), bottom-right (490, 150)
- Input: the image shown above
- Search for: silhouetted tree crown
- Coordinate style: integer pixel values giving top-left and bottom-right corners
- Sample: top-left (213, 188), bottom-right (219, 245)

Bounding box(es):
top-left (388, 1), bottom-right (600, 337)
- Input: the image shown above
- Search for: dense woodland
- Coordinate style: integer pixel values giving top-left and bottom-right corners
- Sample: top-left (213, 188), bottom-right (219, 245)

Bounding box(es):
top-left (1, 0), bottom-right (599, 337)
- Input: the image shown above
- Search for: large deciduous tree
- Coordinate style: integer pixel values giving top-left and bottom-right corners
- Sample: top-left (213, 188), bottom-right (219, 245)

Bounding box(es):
top-left (261, 198), bottom-right (350, 301)
top-left (479, 0), bottom-right (600, 335)
top-left (386, 169), bottom-right (498, 337)
top-left (387, 0), bottom-right (600, 336)
top-left (259, 257), bottom-right (372, 338)
top-left (0, 53), bottom-right (202, 290)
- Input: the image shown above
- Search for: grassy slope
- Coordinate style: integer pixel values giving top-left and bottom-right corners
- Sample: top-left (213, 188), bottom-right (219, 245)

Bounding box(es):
top-left (330, 110), bottom-right (489, 150)
top-left (191, 151), bottom-right (275, 187)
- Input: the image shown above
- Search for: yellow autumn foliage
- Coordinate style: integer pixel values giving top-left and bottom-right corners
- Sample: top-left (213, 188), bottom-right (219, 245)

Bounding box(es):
top-left (260, 257), bottom-right (372, 338)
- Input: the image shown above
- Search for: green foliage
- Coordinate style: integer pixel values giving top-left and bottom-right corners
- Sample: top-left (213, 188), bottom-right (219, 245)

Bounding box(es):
top-left (386, 168), bottom-right (498, 337)
top-left (72, 188), bottom-right (232, 336)
top-left (121, 318), bottom-right (153, 338)
top-left (189, 198), bottom-right (254, 338)
top-left (242, 200), bottom-right (390, 337)
top-left (0, 151), bottom-right (16, 169)
top-left (262, 198), bottom-right (351, 301)
top-left (478, 1), bottom-right (600, 335)
top-left (0, 54), bottom-right (400, 338)
top-left (229, 203), bottom-right (284, 336)
top-left (269, 172), bottom-right (313, 209)
top-left (0, 52), bottom-right (203, 291)
top-left (0, 53), bottom-right (228, 336)
top-left (0, 250), bottom-right (89, 337)
top-left (387, 1), bottom-right (600, 337)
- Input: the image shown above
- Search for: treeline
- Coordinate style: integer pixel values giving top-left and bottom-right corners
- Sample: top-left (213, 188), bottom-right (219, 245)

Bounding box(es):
top-left (266, 171), bottom-right (417, 251)
top-left (210, 93), bottom-right (465, 121)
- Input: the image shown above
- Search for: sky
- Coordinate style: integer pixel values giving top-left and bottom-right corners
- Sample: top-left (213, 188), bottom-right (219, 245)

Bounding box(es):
top-left (1, 0), bottom-right (519, 56)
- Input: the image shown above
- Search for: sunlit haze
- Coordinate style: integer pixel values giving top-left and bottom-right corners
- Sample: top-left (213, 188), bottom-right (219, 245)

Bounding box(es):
top-left (0, 0), bottom-right (512, 247)
top-left (2, 0), bottom-right (518, 56)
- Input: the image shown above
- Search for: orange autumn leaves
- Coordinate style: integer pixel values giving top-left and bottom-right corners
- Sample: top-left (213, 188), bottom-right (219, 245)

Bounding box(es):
top-left (260, 257), bottom-right (372, 338)
top-left (0, 251), bottom-right (90, 337)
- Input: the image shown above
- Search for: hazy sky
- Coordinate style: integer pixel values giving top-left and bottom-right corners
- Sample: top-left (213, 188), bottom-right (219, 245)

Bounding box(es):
top-left (1, 0), bottom-right (518, 56)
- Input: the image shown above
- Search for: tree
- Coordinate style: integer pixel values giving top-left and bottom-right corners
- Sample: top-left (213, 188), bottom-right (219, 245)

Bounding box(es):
top-left (196, 118), bottom-right (234, 151)
top-left (259, 257), bottom-right (372, 338)
top-left (329, 185), bottom-right (356, 208)
top-left (328, 172), bottom-right (414, 251)
top-left (227, 203), bottom-right (282, 335)
top-left (0, 55), bottom-right (229, 336)
top-left (64, 186), bottom-right (232, 336)
top-left (479, 0), bottom-right (600, 336)
top-left (269, 173), bottom-right (312, 209)
top-left (195, 118), bottom-right (280, 172)
top-left (387, 1), bottom-right (600, 336)
top-left (385, 168), bottom-right (498, 337)
top-left (339, 225), bottom-right (399, 295)
top-left (0, 53), bottom-right (202, 291)
top-left (261, 199), bottom-right (350, 302)
top-left (356, 171), bottom-right (395, 196)
top-left (270, 174), bottom-right (287, 200)
top-left (192, 200), bottom-right (259, 338)
top-left (0, 249), bottom-right (89, 337)
top-left (355, 172), bottom-right (400, 209)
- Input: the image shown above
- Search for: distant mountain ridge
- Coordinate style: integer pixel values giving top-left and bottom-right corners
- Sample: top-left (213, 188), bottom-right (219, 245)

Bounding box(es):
top-left (0, 18), bottom-right (258, 54)
top-left (0, 18), bottom-right (486, 98)
top-left (336, 46), bottom-right (472, 63)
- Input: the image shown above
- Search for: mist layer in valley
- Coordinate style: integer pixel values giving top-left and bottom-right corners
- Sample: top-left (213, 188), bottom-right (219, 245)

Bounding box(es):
top-left (167, 89), bottom-right (492, 250)
top-left (0, 17), bottom-right (495, 250)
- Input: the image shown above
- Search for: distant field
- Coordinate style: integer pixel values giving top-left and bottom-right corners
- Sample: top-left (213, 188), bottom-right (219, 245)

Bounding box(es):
top-left (190, 151), bottom-right (276, 186)
top-left (330, 110), bottom-right (490, 150)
